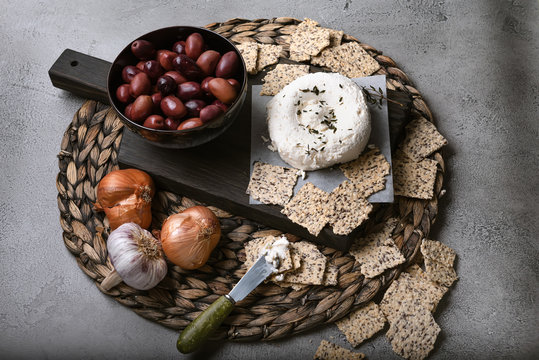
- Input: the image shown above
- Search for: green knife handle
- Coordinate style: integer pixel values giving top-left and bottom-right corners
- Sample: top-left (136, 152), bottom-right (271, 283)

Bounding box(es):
top-left (177, 294), bottom-right (235, 354)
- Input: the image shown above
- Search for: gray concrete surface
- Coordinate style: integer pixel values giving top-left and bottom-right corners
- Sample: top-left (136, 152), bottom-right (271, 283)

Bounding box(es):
top-left (1, 0), bottom-right (537, 359)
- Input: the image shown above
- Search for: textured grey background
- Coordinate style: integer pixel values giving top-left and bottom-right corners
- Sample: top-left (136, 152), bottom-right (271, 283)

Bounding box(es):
top-left (1, 0), bottom-right (538, 359)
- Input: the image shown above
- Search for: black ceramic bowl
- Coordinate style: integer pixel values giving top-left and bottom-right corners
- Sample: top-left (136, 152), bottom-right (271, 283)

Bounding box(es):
top-left (107, 26), bottom-right (247, 149)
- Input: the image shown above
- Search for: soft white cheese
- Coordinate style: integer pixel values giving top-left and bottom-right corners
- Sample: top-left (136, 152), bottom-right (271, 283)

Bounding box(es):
top-left (266, 72), bottom-right (371, 171)
top-left (260, 236), bottom-right (289, 273)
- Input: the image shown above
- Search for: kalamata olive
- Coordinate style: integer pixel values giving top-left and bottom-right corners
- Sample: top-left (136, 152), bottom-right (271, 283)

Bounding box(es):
top-left (215, 51), bottom-right (240, 78)
top-left (142, 60), bottom-right (163, 80)
top-left (172, 41), bottom-right (186, 54)
top-left (177, 81), bottom-right (202, 101)
top-left (160, 95), bottom-right (187, 120)
top-left (177, 117), bottom-right (203, 130)
top-left (131, 39), bottom-right (155, 60)
top-left (136, 61), bottom-right (145, 71)
top-left (151, 92), bottom-right (162, 112)
top-left (212, 99), bottom-right (229, 112)
top-left (185, 33), bottom-right (205, 60)
top-left (200, 104), bottom-right (224, 124)
top-left (129, 72), bottom-right (151, 97)
top-left (124, 103), bottom-right (134, 120)
top-left (157, 50), bottom-right (178, 71)
top-left (196, 50), bottom-right (221, 76)
top-left (130, 95), bottom-right (153, 123)
top-left (227, 78), bottom-right (241, 92)
top-left (184, 99), bottom-right (207, 117)
top-left (157, 75), bottom-right (177, 96)
top-left (172, 54), bottom-right (204, 80)
top-left (208, 78), bottom-right (237, 104)
top-left (121, 65), bottom-right (141, 83)
top-left (116, 84), bottom-right (132, 103)
top-left (201, 76), bottom-right (214, 95)
top-left (164, 117), bottom-right (181, 130)
top-left (164, 71), bottom-right (188, 85)
top-left (143, 115), bottom-right (165, 130)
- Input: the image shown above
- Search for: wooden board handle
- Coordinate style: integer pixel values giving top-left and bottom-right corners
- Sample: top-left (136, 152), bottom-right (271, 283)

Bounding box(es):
top-left (48, 49), bottom-right (112, 104)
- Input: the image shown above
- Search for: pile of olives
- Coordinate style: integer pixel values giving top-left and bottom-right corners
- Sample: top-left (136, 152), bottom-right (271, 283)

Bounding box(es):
top-left (116, 32), bottom-right (241, 131)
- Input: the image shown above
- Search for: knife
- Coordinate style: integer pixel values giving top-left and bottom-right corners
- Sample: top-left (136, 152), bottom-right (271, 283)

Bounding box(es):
top-left (176, 255), bottom-right (275, 353)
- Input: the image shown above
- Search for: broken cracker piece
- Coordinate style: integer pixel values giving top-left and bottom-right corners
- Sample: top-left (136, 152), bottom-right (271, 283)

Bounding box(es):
top-left (260, 64), bottom-right (310, 96)
top-left (349, 218), bottom-right (404, 278)
top-left (386, 299), bottom-right (440, 360)
top-left (340, 146), bottom-right (390, 183)
top-left (420, 239), bottom-right (456, 267)
top-left (314, 340), bottom-right (365, 360)
top-left (257, 44), bottom-right (283, 71)
top-left (424, 257), bottom-right (458, 287)
top-left (380, 270), bottom-right (447, 324)
top-left (336, 301), bottom-right (386, 347)
top-left (312, 42), bottom-right (380, 78)
top-left (327, 183), bottom-right (373, 235)
top-left (289, 18), bottom-right (330, 62)
top-left (281, 183), bottom-right (330, 236)
top-left (393, 156), bottom-right (438, 199)
top-left (281, 241), bottom-right (327, 285)
top-left (236, 42), bottom-right (259, 75)
top-left (401, 117), bottom-right (448, 162)
top-left (246, 161), bottom-right (299, 206)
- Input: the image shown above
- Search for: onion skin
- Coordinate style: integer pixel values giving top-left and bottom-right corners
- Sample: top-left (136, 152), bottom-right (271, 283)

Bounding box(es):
top-left (161, 206), bottom-right (221, 270)
top-left (95, 169), bottom-right (155, 230)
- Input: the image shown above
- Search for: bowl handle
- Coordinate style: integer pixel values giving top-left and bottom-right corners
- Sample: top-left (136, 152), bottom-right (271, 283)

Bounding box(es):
top-left (48, 49), bottom-right (111, 104)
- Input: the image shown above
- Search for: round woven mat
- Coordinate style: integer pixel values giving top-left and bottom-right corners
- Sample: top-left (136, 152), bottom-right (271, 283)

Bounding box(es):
top-left (56, 18), bottom-right (445, 341)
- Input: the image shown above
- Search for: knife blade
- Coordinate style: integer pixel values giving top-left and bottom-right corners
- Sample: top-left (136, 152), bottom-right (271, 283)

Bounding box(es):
top-left (176, 255), bottom-right (275, 354)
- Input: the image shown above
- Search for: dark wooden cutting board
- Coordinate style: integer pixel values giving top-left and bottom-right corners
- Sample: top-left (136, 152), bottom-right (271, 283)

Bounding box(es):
top-left (118, 87), bottom-right (411, 251)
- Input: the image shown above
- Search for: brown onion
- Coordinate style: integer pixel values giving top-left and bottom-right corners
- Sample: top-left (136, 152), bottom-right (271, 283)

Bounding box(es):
top-left (160, 206), bottom-right (221, 269)
top-left (94, 169), bottom-right (155, 230)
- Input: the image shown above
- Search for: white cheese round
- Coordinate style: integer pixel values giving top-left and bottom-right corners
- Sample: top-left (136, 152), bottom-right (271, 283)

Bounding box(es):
top-left (267, 72), bottom-right (371, 171)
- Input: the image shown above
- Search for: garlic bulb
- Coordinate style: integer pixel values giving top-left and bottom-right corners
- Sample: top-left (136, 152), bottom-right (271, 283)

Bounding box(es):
top-left (101, 223), bottom-right (167, 291)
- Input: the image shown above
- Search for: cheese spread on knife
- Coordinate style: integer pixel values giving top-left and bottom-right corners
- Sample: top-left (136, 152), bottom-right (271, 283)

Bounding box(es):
top-left (266, 72), bottom-right (371, 171)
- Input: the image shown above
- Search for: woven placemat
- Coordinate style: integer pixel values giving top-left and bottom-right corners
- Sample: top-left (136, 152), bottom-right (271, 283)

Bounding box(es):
top-left (56, 17), bottom-right (445, 341)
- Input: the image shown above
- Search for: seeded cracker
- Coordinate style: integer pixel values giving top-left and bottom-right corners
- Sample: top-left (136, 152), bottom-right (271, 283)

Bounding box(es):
top-left (380, 268), bottom-right (447, 323)
top-left (340, 146), bottom-right (391, 183)
top-left (420, 239), bottom-right (456, 267)
top-left (311, 42), bottom-right (381, 78)
top-left (401, 117), bottom-right (448, 162)
top-left (424, 257), bottom-right (458, 287)
top-left (349, 217), bottom-right (403, 278)
top-left (386, 299), bottom-right (441, 360)
top-left (257, 44), bottom-right (283, 71)
top-left (327, 183), bottom-right (373, 235)
top-left (326, 28), bottom-right (344, 47)
top-left (281, 241), bottom-right (327, 285)
top-left (336, 301), bottom-right (386, 347)
top-left (281, 183), bottom-right (330, 236)
top-left (393, 156), bottom-right (438, 199)
top-left (289, 18), bottom-right (330, 62)
top-left (236, 42), bottom-right (259, 75)
top-left (243, 236), bottom-right (293, 273)
top-left (260, 64), bottom-right (310, 96)
top-left (314, 340), bottom-right (365, 360)
top-left (323, 263), bottom-right (339, 286)
top-left (246, 162), bottom-right (299, 206)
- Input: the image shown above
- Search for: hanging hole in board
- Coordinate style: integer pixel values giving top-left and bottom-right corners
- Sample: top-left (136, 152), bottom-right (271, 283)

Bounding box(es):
top-left (71, 60), bottom-right (79, 67)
